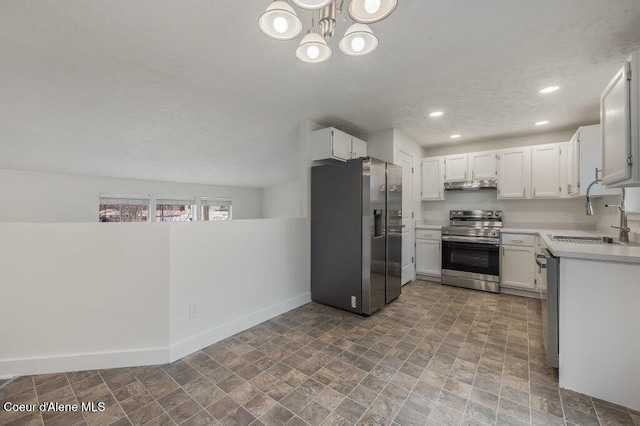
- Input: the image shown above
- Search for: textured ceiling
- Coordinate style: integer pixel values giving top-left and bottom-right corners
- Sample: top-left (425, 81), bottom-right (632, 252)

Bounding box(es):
top-left (1, 1), bottom-right (640, 187)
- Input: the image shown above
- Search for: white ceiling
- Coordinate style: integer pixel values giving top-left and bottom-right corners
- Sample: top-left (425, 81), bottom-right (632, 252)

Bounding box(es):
top-left (1, 1), bottom-right (640, 188)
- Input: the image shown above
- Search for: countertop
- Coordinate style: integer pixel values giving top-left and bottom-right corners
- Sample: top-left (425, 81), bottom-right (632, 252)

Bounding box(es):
top-left (503, 228), bottom-right (640, 264)
top-left (416, 223), bottom-right (640, 263)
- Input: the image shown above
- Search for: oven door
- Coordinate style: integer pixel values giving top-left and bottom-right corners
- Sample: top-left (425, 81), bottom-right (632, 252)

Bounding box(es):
top-left (441, 237), bottom-right (500, 277)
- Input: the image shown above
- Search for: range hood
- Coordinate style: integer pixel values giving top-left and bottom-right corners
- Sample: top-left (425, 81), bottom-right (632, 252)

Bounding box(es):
top-left (444, 179), bottom-right (498, 190)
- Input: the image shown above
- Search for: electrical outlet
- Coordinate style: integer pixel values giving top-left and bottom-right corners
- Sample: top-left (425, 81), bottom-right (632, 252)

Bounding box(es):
top-left (189, 302), bottom-right (199, 319)
top-left (351, 296), bottom-right (356, 309)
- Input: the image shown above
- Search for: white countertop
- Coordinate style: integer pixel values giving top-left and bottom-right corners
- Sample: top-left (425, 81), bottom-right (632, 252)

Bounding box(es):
top-left (504, 228), bottom-right (640, 264)
top-left (416, 223), bottom-right (640, 263)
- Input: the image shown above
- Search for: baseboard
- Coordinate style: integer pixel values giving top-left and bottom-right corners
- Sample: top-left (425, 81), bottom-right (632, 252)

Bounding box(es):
top-left (0, 293), bottom-right (312, 378)
top-left (168, 292), bottom-right (312, 362)
top-left (0, 347), bottom-right (168, 378)
top-left (416, 274), bottom-right (442, 283)
top-left (500, 286), bottom-right (541, 299)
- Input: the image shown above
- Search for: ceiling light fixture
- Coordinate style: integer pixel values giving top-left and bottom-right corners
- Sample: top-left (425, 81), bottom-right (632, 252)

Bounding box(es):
top-left (539, 86), bottom-right (560, 94)
top-left (339, 24), bottom-right (378, 56)
top-left (296, 31), bottom-right (332, 63)
top-left (259, 1), bottom-right (303, 40)
top-left (535, 120), bottom-right (550, 126)
top-left (430, 111), bottom-right (444, 117)
top-left (349, 0), bottom-right (398, 24)
top-left (291, 0), bottom-right (333, 9)
top-left (259, 0), bottom-right (396, 63)
top-left (450, 134), bottom-right (461, 139)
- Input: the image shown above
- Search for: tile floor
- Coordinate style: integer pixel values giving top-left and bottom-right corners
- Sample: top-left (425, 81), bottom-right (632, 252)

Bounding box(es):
top-left (1, 281), bottom-right (639, 426)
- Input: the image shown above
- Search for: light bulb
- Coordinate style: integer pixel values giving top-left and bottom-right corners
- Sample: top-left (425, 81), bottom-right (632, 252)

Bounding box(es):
top-left (273, 16), bottom-right (288, 34)
top-left (307, 45), bottom-right (320, 60)
top-left (364, 0), bottom-right (381, 14)
top-left (351, 36), bottom-right (365, 52)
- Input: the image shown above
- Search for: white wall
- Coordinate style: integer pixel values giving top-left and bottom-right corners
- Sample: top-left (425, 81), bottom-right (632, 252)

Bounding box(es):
top-left (0, 168), bottom-right (263, 222)
top-left (168, 219), bottom-right (310, 360)
top-left (0, 223), bottom-right (170, 376)
top-left (362, 129), bottom-right (396, 163)
top-left (596, 190), bottom-right (640, 242)
top-left (262, 179), bottom-right (300, 219)
top-left (0, 219), bottom-right (311, 377)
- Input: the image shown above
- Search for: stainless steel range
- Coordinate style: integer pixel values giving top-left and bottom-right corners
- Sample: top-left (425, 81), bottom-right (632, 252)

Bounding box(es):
top-left (441, 210), bottom-right (502, 293)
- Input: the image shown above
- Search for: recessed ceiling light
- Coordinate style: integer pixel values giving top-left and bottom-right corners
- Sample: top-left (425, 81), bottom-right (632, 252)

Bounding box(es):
top-left (430, 111), bottom-right (444, 117)
top-left (535, 120), bottom-right (550, 126)
top-left (539, 86), bottom-right (560, 94)
top-left (450, 134), bottom-right (461, 139)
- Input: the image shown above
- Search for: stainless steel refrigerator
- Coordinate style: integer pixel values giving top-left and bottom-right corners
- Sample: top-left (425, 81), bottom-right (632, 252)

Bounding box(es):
top-left (311, 157), bottom-right (402, 316)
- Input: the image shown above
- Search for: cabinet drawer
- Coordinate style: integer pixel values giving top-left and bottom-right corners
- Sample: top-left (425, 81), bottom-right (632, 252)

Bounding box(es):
top-left (416, 229), bottom-right (442, 240)
top-left (501, 233), bottom-right (536, 247)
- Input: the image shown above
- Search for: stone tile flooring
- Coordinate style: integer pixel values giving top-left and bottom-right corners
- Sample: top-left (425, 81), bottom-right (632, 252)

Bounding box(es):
top-left (1, 281), bottom-right (639, 426)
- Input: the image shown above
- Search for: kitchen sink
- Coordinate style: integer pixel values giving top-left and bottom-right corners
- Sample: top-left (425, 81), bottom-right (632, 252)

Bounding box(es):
top-left (550, 235), bottom-right (608, 244)
top-left (549, 235), bottom-right (640, 246)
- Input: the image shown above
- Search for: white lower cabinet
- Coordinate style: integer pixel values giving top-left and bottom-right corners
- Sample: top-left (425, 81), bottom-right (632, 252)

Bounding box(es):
top-left (415, 229), bottom-right (441, 279)
top-left (501, 234), bottom-right (536, 292)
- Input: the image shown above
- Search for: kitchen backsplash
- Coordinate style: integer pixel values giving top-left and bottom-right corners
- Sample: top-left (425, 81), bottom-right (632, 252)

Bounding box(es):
top-left (421, 190), bottom-right (599, 230)
top-left (596, 194), bottom-right (640, 243)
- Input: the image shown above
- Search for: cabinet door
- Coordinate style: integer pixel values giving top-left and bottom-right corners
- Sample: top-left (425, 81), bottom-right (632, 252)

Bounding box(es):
top-left (569, 135), bottom-right (581, 196)
top-left (469, 151), bottom-right (497, 180)
top-left (501, 245), bottom-right (536, 290)
top-left (444, 154), bottom-right (468, 182)
top-left (416, 239), bottom-right (441, 277)
top-left (578, 125), bottom-right (621, 196)
top-left (351, 137), bottom-right (368, 159)
top-left (421, 157), bottom-right (444, 200)
top-left (498, 148), bottom-right (531, 199)
top-left (331, 129), bottom-right (352, 161)
top-left (601, 63), bottom-right (632, 186)
top-left (531, 144), bottom-right (561, 198)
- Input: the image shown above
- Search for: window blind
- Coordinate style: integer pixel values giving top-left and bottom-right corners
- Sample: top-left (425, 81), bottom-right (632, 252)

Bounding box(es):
top-left (201, 197), bottom-right (232, 207)
top-left (99, 194), bottom-right (151, 206)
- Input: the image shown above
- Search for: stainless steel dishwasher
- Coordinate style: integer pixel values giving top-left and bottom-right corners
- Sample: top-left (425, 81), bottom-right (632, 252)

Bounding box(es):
top-left (540, 248), bottom-right (559, 368)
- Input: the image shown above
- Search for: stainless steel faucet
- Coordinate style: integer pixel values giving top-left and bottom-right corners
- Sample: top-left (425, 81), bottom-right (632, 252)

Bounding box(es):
top-left (585, 168), bottom-right (601, 216)
top-left (605, 187), bottom-right (631, 243)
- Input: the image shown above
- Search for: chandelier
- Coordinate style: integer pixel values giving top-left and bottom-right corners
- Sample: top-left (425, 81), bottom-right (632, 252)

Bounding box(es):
top-left (258, 0), bottom-right (398, 63)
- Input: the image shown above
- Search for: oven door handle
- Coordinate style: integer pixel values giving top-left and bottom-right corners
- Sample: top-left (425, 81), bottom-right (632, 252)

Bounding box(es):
top-left (442, 235), bottom-right (500, 245)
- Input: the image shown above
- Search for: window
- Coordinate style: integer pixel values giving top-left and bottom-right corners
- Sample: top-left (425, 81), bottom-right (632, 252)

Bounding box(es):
top-left (99, 195), bottom-right (150, 222)
top-left (201, 197), bottom-right (232, 221)
top-left (156, 197), bottom-right (196, 222)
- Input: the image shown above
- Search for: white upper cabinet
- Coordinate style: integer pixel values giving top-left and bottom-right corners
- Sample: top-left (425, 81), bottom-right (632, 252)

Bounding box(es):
top-left (531, 144), bottom-right (562, 198)
top-left (351, 137), bottom-right (368, 159)
top-left (497, 147), bottom-right (531, 199)
top-left (575, 125), bottom-right (621, 197)
top-left (444, 154), bottom-right (468, 182)
top-left (469, 151), bottom-right (498, 180)
top-left (601, 62), bottom-right (633, 186)
top-left (421, 157), bottom-right (445, 200)
top-left (600, 50), bottom-right (640, 188)
top-left (567, 134), bottom-right (580, 197)
top-left (311, 127), bottom-right (367, 162)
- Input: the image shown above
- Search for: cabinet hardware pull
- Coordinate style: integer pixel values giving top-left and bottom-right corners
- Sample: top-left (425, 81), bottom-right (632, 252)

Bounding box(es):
top-left (534, 187), bottom-right (536, 196)
top-left (512, 239), bottom-right (523, 243)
